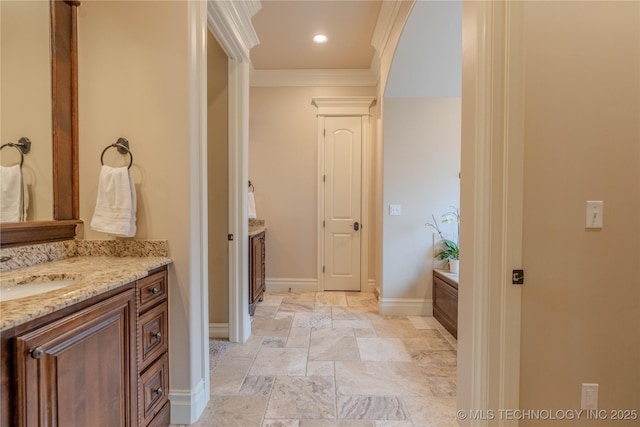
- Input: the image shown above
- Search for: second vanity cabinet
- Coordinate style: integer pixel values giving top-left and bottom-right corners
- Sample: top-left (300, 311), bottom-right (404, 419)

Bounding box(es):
top-left (433, 269), bottom-right (458, 338)
top-left (0, 266), bottom-right (170, 427)
top-left (249, 230), bottom-right (266, 316)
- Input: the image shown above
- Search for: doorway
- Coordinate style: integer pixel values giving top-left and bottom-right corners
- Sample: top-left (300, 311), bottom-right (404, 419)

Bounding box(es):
top-left (207, 1), bottom-right (523, 422)
top-left (322, 116), bottom-right (363, 291)
top-left (313, 96), bottom-right (374, 293)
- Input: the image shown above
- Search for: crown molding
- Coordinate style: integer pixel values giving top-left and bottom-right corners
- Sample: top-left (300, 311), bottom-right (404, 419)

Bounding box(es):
top-left (207, 0), bottom-right (261, 61)
top-left (250, 68), bottom-right (378, 87)
top-left (370, 0), bottom-right (404, 57)
top-left (311, 96), bottom-right (376, 116)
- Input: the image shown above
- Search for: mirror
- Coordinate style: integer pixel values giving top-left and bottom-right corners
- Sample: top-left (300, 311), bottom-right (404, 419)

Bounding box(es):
top-left (0, 0), bottom-right (53, 221)
top-left (0, 0), bottom-right (80, 247)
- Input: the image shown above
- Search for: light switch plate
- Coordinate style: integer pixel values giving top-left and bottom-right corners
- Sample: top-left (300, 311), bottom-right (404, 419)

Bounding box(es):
top-left (586, 201), bottom-right (603, 228)
top-left (389, 204), bottom-right (402, 216)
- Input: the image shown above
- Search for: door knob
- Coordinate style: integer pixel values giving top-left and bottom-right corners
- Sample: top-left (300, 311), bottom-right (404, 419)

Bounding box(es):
top-left (353, 221), bottom-right (360, 231)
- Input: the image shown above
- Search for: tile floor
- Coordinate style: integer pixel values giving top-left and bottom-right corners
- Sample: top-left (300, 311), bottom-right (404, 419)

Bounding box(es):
top-left (190, 292), bottom-right (458, 427)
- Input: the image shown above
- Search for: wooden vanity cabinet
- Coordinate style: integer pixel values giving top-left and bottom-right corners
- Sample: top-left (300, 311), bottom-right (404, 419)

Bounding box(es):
top-left (14, 287), bottom-right (138, 426)
top-left (0, 266), bottom-right (170, 427)
top-left (249, 230), bottom-right (266, 316)
top-left (137, 269), bottom-right (170, 426)
top-left (433, 269), bottom-right (458, 338)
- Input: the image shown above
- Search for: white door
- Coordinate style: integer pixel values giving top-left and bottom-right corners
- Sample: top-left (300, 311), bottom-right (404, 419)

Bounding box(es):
top-left (323, 116), bottom-right (362, 291)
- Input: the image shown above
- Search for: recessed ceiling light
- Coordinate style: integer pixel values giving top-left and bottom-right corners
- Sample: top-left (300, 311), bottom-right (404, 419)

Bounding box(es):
top-left (313, 34), bottom-right (328, 44)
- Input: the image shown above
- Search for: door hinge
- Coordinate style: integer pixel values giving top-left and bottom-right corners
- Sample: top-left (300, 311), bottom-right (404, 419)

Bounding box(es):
top-left (228, 234), bottom-right (234, 241)
top-left (512, 269), bottom-right (524, 285)
top-left (323, 174), bottom-right (326, 183)
top-left (322, 266), bottom-right (325, 273)
top-left (322, 220), bottom-right (325, 228)
top-left (323, 128), bottom-right (326, 137)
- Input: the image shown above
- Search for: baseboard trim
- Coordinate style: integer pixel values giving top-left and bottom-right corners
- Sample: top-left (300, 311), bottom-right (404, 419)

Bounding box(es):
top-left (378, 298), bottom-right (433, 316)
top-left (266, 278), bottom-right (318, 293)
top-left (364, 279), bottom-right (377, 293)
top-left (265, 278), bottom-right (378, 294)
top-left (209, 323), bottom-right (229, 339)
top-left (169, 378), bottom-right (207, 425)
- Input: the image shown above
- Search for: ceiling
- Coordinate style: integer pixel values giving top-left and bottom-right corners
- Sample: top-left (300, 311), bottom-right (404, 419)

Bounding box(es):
top-left (249, 0), bottom-right (382, 70)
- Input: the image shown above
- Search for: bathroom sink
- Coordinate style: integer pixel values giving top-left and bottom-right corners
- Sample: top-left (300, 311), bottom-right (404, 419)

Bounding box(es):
top-left (0, 274), bottom-right (80, 302)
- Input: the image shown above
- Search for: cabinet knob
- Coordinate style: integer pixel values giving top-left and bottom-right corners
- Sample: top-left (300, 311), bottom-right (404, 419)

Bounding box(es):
top-left (155, 387), bottom-right (163, 396)
top-left (153, 332), bottom-right (162, 340)
top-left (150, 287), bottom-right (160, 295)
top-left (30, 347), bottom-right (44, 359)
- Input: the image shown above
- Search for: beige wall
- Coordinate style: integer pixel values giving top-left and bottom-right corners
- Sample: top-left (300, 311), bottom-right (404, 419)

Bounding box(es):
top-left (0, 0), bottom-right (52, 221)
top-left (249, 86), bottom-right (377, 286)
top-left (78, 0), bottom-right (203, 416)
top-left (207, 32), bottom-right (229, 324)
top-left (520, 1), bottom-right (639, 422)
top-left (382, 98), bottom-right (460, 301)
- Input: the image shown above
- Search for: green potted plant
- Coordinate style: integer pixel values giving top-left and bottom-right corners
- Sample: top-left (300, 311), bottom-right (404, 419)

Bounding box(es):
top-left (426, 207), bottom-right (459, 273)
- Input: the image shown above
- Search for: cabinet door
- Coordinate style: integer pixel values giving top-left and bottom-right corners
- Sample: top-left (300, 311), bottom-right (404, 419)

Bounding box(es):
top-left (250, 232), bottom-right (265, 302)
top-left (259, 233), bottom-right (266, 293)
top-left (15, 288), bottom-right (137, 427)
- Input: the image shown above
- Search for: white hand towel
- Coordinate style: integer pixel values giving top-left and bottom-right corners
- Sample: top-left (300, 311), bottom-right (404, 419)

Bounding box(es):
top-left (0, 165), bottom-right (28, 222)
top-left (247, 191), bottom-right (257, 219)
top-left (90, 165), bottom-right (137, 237)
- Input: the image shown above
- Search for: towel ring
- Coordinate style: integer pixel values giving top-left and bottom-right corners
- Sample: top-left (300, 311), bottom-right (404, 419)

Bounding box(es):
top-left (248, 180), bottom-right (255, 192)
top-left (100, 137), bottom-right (133, 169)
top-left (0, 137), bottom-right (31, 168)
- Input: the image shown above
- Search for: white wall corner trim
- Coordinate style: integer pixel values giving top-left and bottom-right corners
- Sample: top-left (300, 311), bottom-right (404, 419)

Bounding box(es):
top-left (250, 68), bottom-right (377, 87)
top-left (209, 323), bottom-right (230, 339)
top-left (378, 298), bottom-right (433, 316)
top-left (266, 278), bottom-right (319, 293)
top-left (207, 0), bottom-right (261, 61)
top-left (169, 379), bottom-right (207, 425)
top-left (169, 1), bottom-right (209, 425)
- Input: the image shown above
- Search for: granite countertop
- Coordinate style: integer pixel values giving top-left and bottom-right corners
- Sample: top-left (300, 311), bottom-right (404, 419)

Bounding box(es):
top-left (248, 225), bottom-right (267, 237)
top-left (248, 218), bottom-right (266, 237)
top-left (0, 256), bottom-right (172, 332)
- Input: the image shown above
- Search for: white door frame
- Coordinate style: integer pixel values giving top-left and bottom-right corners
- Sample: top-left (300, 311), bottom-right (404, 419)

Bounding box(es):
top-left (312, 96), bottom-right (375, 292)
top-left (457, 1), bottom-right (524, 424)
top-left (207, 0), bottom-right (261, 343)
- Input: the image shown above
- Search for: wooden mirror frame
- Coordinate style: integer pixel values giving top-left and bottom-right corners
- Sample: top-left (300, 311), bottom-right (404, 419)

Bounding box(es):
top-left (0, 0), bottom-right (81, 247)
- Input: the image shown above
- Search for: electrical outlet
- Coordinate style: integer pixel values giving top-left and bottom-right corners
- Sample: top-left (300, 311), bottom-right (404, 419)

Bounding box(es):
top-left (581, 383), bottom-right (599, 410)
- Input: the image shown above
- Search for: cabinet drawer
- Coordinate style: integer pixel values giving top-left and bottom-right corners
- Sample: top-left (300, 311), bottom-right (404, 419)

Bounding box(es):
top-left (139, 302), bottom-right (168, 370)
top-left (138, 270), bottom-right (168, 312)
top-left (140, 353), bottom-right (169, 427)
top-left (146, 401), bottom-right (170, 427)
